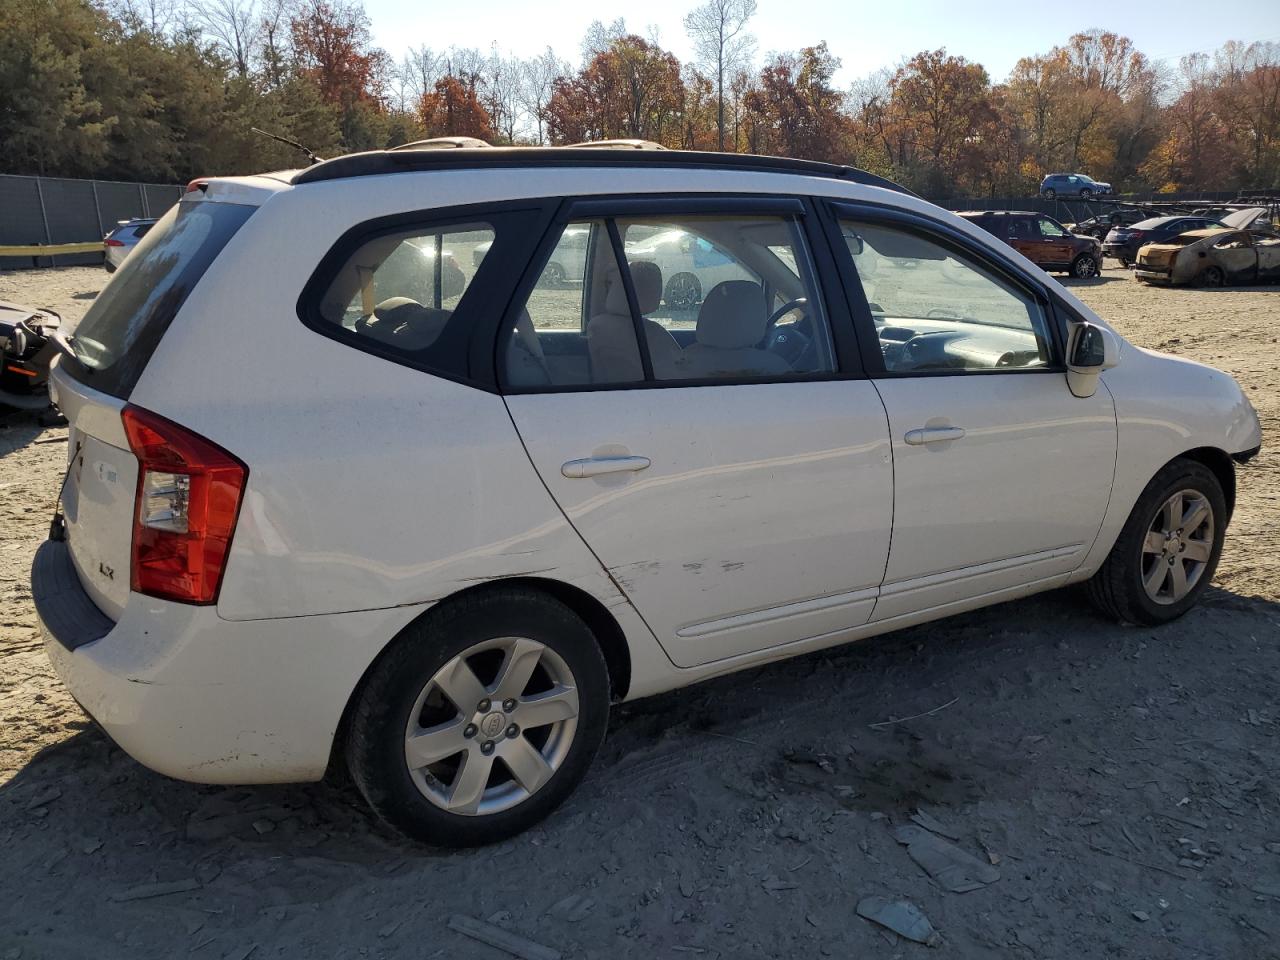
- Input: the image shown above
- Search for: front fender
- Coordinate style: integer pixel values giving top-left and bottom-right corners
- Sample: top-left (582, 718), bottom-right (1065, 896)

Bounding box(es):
top-left (1076, 347), bottom-right (1260, 576)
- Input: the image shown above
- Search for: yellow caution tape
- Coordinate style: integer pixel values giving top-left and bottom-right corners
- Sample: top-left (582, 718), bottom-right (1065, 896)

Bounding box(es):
top-left (0, 242), bottom-right (104, 256)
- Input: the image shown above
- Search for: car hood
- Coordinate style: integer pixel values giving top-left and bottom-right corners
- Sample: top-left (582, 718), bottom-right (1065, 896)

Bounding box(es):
top-left (1221, 206), bottom-right (1268, 230)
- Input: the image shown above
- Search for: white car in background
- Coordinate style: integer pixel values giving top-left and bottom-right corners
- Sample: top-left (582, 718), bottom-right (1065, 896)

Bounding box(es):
top-left (102, 218), bottom-right (158, 272)
top-left (33, 146), bottom-right (1261, 847)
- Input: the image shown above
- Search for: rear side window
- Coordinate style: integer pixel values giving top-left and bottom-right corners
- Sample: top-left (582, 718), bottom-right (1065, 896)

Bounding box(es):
top-left (501, 213), bottom-right (836, 389)
top-left (66, 200), bottom-right (255, 398)
top-left (313, 223), bottom-right (495, 352)
top-left (300, 206), bottom-right (548, 386)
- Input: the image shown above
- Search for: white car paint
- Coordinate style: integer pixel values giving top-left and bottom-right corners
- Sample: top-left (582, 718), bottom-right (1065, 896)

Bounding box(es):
top-left (36, 161), bottom-right (1261, 784)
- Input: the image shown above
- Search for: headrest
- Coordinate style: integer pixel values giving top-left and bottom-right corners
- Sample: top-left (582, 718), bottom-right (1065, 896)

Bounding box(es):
top-left (604, 260), bottom-right (663, 315)
top-left (696, 281), bottom-right (766, 349)
top-left (373, 297), bottom-right (428, 326)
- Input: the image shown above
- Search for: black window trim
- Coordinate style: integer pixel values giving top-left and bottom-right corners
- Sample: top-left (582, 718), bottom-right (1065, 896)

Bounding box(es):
top-left (296, 198), bottom-right (559, 394)
top-left (820, 199), bottom-right (1071, 379)
top-left (496, 192), bottom-right (866, 395)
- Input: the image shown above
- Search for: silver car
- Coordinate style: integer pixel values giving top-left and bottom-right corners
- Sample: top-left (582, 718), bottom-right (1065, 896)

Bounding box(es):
top-left (103, 218), bottom-right (157, 272)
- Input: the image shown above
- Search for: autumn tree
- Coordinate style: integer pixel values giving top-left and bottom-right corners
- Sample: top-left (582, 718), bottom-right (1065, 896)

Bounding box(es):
top-left (546, 35), bottom-right (685, 145)
top-left (419, 75), bottom-right (494, 140)
top-left (742, 43), bottom-right (849, 162)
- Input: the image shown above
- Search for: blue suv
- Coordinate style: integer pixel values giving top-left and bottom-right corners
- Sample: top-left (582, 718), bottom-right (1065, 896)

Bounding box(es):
top-left (1040, 173), bottom-right (1112, 199)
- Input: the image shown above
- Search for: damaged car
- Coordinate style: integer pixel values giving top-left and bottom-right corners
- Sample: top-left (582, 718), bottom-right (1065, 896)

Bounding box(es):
top-left (0, 300), bottom-right (61, 410)
top-left (1135, 208), bottom-right (1278, 286)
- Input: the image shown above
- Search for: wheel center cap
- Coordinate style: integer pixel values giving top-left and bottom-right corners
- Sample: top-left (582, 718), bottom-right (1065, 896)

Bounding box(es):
top-left (479, 712), bottom-right (506, 739)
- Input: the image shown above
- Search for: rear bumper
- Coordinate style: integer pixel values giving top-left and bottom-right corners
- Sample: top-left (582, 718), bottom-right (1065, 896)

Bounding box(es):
top-left (33, 539), bottom-right (431, 784)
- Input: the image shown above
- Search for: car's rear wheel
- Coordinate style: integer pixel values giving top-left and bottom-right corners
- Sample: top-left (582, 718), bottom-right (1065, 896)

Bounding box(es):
top-left (665, 272), bottom-right (702, 310)
top-left (1043, 188), bottom-right (1056, 199)
top-left (346, 588), bottom-right (610, 846)
top-left (540, 261), bottom-right (568, 288)
top-left (1086, 459), bottom-right (1225, 625)
top-left (1070, 253), bottom-right (1099, 279)
top-left (1200, 265), bottom-right (1226, 287)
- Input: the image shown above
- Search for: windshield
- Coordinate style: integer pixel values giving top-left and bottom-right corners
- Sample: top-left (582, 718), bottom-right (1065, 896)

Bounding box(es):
top-left (67, 200), bottom-right (255, 397)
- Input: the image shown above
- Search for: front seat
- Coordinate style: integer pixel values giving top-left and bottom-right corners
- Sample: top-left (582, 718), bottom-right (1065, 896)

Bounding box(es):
top-left (587, 261), bottom-right (683, 381)
top-left (680, 280), bottom-right (791, 378)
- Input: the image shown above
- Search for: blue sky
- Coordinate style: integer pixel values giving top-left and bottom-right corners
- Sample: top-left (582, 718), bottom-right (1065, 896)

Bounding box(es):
top-left (365, 0), bottom-right (1280, 84)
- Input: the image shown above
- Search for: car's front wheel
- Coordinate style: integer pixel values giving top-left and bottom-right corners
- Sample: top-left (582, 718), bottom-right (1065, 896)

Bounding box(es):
top-left (1086, 459), bottom-right (1226, 625)
top-left (1080, 188), bottom-right (1093, 199)
top-left (1070, 253), bottom-right (1100, 279)
top-left (346, 588), bottom-right (610, 846)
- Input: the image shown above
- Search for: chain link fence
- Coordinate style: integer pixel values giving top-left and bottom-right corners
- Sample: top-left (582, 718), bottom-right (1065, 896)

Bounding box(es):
top-left (0, 174), bottom-right (184, 270)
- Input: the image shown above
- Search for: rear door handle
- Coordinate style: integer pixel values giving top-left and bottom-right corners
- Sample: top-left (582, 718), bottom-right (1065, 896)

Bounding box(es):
top-left (561, 456), bottom-right (652, 479)
top-left (904, 426), bottom-right (966, 445)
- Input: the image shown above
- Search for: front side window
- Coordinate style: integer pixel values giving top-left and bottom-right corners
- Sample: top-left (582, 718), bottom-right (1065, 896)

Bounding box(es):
top-left (502, 212), bottom-right (836, 388)
top-left (1037, 217), bottom-right (1068, 238)
top-left (840, 218), bottom-right (1053, 373)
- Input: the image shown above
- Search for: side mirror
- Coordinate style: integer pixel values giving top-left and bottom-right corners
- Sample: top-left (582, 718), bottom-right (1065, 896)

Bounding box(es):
top-left (1065, 322), bottom-right (1119, 398)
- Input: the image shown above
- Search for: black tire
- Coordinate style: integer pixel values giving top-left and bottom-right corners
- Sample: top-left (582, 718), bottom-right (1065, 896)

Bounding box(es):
top-left (1200, 265), bottom-right (1225, 288)
top-left (540, 261), bottom-right (567, 288)
top-left (346, 588), bottom-right (610, 847)
top-left (1118, 257), bottom-right (1131, 268)
top-left (1080, 188), bottom-right (1093, 199)
top-left (1043, 188), bottom-right (1056, 200)
top-left (1086, 459), bottom-right (1227, 625)
top-left (664, 272), bottom-right (702, 310)
top-left (1070, 253), bottom-right (1099, 279)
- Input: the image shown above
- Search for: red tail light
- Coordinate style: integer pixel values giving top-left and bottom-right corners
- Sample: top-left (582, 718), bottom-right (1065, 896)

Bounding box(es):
top-left (1128, 230), bottom-right (1146, 240)
top-left (121, 405), bottom-right (248, 604)
top-left (104, 238), bottom-right (125, 247)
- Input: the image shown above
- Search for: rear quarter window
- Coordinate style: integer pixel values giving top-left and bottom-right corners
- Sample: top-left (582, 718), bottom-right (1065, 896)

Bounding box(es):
top-left (64, 200), bottom-right (256, 398)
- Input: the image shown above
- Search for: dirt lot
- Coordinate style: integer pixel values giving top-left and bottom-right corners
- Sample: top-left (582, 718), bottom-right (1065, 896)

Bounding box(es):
top-left (1, 265), bottom-right (1278, 960)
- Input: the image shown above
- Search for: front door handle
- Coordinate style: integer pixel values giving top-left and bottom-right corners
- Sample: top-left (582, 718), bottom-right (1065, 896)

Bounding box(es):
top-left (904, 426), bottom-right (966, 446)
top-left (561, 455), bottom-right (652, 479)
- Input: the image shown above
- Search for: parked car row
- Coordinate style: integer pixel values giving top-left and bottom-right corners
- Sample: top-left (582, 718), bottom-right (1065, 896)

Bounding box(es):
top-left (958, 203), bottom-right (1277, 288)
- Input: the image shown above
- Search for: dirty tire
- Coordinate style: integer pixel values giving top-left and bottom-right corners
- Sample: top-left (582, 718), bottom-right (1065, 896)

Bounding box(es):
top-left (1086, 458), bottom-right (1226, 625)
top-left (1071, 253), bottom-right (1099, 279)
top-left (345, 588), bottom-right (610, 847)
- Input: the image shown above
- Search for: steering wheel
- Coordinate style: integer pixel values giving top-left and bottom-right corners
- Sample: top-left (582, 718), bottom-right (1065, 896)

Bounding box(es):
top-left (763, 297), bottom-right (812, 367)
top-left (766, 297), bottom-right (809, 334)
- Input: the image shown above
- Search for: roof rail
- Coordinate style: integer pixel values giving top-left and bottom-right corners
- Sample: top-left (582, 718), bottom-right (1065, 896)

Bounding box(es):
top-left (291, 146), bottom-right (914, 196)
top-left (389, 136), bottom-right (493, 151)
top-left (567, 139), bottom-right (667, 150)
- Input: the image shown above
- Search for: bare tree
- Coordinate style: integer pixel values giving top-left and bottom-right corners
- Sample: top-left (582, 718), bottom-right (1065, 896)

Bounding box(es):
top-left (581, 18), bottom-right (627, 63)
top-left (190, 0), bottom-right (260, 76)
top-left (520, 47), bottom-right (568, 144)
top-left (258, 0), bottom-right (293, 87)
top-left (683, 0), bottom-right (756, 149)
top-left (406, 45), bottom-right (445, 102)
top-left (484, 45), bottom-right (524, 144)
top-left (110, 0), bottom-right (182, 35)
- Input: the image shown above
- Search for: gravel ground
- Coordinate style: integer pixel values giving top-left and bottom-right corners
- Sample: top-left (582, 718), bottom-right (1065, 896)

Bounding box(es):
top-left (1, 265), bottom-right (1277, 960)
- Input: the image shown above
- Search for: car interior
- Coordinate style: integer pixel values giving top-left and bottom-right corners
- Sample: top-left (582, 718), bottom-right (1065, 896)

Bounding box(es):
top-left (840, 220), bottom-right (1051, 372)
top-left (317, 211), bottom-right (1054, 387)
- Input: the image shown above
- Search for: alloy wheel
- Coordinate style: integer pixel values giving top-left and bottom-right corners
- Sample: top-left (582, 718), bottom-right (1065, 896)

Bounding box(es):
top-left (403, 636), bottom-right (580, 816)
top-left (1140, 489), bottom-right (1214, 605)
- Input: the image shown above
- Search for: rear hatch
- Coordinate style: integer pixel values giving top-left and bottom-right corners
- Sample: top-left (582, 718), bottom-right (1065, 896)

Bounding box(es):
top-left (52, 197), bottom-right (255, 617)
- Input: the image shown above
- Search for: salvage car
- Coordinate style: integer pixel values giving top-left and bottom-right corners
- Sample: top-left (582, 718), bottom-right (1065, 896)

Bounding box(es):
top-left (32, 146), bottom-right (1262, 847)
top-left (0, 300), bottom-right (61, 410)
top-left (1102, 214), bottom-right (1225, 266)
top-left (1066, 209), bottom-right (1146, 241)
top-left (1135, 221), bottom-right (1280, 287)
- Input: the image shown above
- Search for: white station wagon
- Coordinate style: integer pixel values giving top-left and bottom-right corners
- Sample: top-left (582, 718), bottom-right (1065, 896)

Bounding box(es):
top-left (34, 147), bottom-right (1262, 846)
